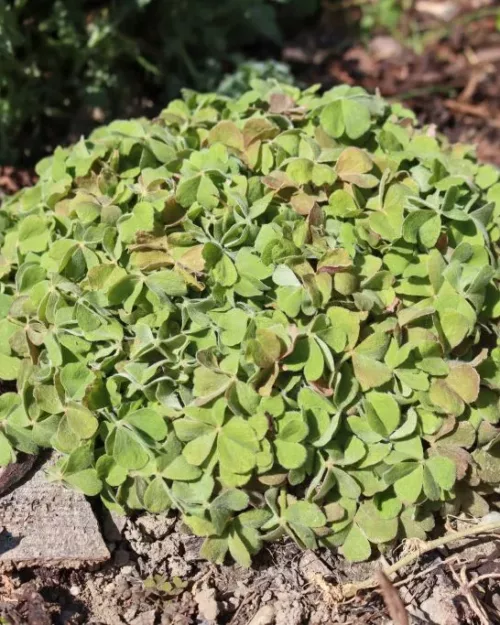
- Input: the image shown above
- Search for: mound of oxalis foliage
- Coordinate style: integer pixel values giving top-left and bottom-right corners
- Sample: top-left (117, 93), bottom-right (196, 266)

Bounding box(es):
top-left (1, 80), bottom-right (500, 566)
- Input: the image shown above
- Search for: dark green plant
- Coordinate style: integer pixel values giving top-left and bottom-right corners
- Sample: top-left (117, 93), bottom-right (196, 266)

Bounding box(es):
top-left (0, 0), bottom-right (316, 164)
top-left (1, 80), bottom-right (500, 565)
top-left (217, 59), bottom-right (296, 98)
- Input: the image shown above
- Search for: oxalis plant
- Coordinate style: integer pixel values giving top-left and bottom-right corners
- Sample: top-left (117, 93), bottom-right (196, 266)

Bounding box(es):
top-left (1, 80), bottom-right (500, 566)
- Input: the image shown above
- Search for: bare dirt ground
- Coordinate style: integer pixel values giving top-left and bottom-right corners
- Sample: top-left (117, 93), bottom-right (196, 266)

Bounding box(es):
top-left (2, 454), bottom-right (500, 625)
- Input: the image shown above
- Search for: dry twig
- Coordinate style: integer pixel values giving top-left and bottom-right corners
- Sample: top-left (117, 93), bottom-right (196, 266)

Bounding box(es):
top-left (449, 565), bottom-right (489, 625)
top-left (444, 99), bottom-right (500, 128)
top-left (376, 571), bottom-right (409, 625)
top-left (392, 554), bottom-right (460, 588)
top-left (330, 519), bottom-right (500, 599)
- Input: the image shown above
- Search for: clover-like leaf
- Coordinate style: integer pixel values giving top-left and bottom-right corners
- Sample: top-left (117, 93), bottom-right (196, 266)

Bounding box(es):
top-left (321, 99), bottom-right (371, 140)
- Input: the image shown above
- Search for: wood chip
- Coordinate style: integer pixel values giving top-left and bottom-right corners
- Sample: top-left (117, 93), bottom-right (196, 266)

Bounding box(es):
top-left (376, 571), bottom-right (410, 625)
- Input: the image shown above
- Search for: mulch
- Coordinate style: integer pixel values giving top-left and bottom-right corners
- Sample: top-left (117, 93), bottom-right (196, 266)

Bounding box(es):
top-left (2, 2), bottom-right (499, 200)
top-left (284, 0), bottom-right (500, 165)
top-left (0, 167), bottom-right (37, 198)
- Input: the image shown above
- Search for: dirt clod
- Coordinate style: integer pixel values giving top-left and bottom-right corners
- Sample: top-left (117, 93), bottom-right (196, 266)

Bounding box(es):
top-left (247, 604), bottom-right (276, 625)
top-left (194, 588), bottom-right (219, 622)
top-left (130, 609), bottom-right (156, 625)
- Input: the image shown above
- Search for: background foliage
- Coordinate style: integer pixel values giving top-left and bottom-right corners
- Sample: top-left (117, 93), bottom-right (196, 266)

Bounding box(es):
top-left (0, 0), bottom-right (315, 164)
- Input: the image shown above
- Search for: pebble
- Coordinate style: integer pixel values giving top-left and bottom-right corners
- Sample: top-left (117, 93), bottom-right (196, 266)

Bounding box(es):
top-left (248, 605), bottom-right (275, 625)
top-left (194, 588), bottom-right (219, 621)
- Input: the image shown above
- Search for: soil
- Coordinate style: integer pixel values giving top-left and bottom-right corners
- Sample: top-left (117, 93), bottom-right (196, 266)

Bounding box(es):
top-left (2, 1), bottom-right (500, 623)
top-left (284, 0), bottom-right (500, 166)
top-left (2, 497), bottom-right (500, 625)
top-left (0, 168), bottom-right (37, 199)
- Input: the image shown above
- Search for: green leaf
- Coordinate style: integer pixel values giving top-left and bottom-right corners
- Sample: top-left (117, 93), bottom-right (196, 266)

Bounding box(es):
top-left (146, 271), bottom-right (187, 297)
top-left (161, 454), bottom-right (202, 481)
top-left (228, 529), bottom-right (254, 567)
top-left (426, 456), bottom-right (456, 491)
top-left (440, 310), bottom-right (469, 348)
top-left (208, 121), bottom-right (244, 151)
top-left (218, 418), bottom-right (259, 474)
top-left (60, 363), bottom-right (95, 400)
top-left (321, 100), bottom-right (371, 140)
top-left (429, 364), bottom-right (479, 416)
top-left (200, 536), bottom-right (228, 564)
top-left (356, 501), bottom-right (398, 543)
top-left (144, 477), bottom-right (172, 513)
top-left (332, 467), bottom-right (362, 499)
top-left (0, 432), bottom-right (14, 466)
top-left (184, 515), bottom-right (216, 537)
top-left (113, 427), bottom-right (149, 470)
top-left (374, 490), bottom-right (402, 519)
top-left (304, 339), bottom-right (324, 382)
top-left (210, 309), bottom-right (248, 347)
top-left (366, 392), bottom-right (400, 437)
top-left (118, 202), bottom-right (154, 243)
top-left (0, 355), bottom-right (21, 381)
top-left (18, 215), bottom-right (50, 254)
top-left (193, 367), bottom-right (231, 402)
top-left (275, 440), bottom-right (307, 469)
top-left (213, 254), bottom-right (238, 287)
top-left (66, 403), bottom-right (98, 439)
top-left (124, 408), bottom-right (168, 441)
top-left (284, 501), bottom-right (326, 527)
top-left (352, 355), bottom-right (392, 391)
top-left (65, 469), bottom-right (102, 496)
top-left (341, 523), bottom-right (371, 562)
top-left (394, 464), bottom-right (423, 504)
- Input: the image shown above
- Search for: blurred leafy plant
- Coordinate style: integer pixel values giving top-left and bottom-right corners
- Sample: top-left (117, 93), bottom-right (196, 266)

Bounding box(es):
top-left (1, 80), bottom-right (500, 566)
top-left (217, 59), bottom-right (296, 98)
top-left (359, 0), bottom-right (406, 34)
top-left (0, 0), bottom-right (315, 164)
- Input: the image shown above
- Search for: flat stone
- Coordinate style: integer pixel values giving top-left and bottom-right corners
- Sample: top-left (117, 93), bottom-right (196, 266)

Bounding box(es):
top-left (0, 459), bottom-right (109, 570)
top-left (420, 583), bottom-right (460, 625)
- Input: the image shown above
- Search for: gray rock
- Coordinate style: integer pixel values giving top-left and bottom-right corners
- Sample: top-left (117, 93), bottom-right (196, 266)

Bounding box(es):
top-left (0, 459), bottom-right (109, 569)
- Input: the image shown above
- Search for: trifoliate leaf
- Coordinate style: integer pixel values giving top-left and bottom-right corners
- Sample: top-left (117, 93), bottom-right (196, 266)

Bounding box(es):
top-left (321, 100), bottom-right (371, 140)
top-left (112, 427), bottom-right (150, 470)
top-left (356, 501), bottom-right (398, 543)
top-left (60, 363), bottom-right (95, 400)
